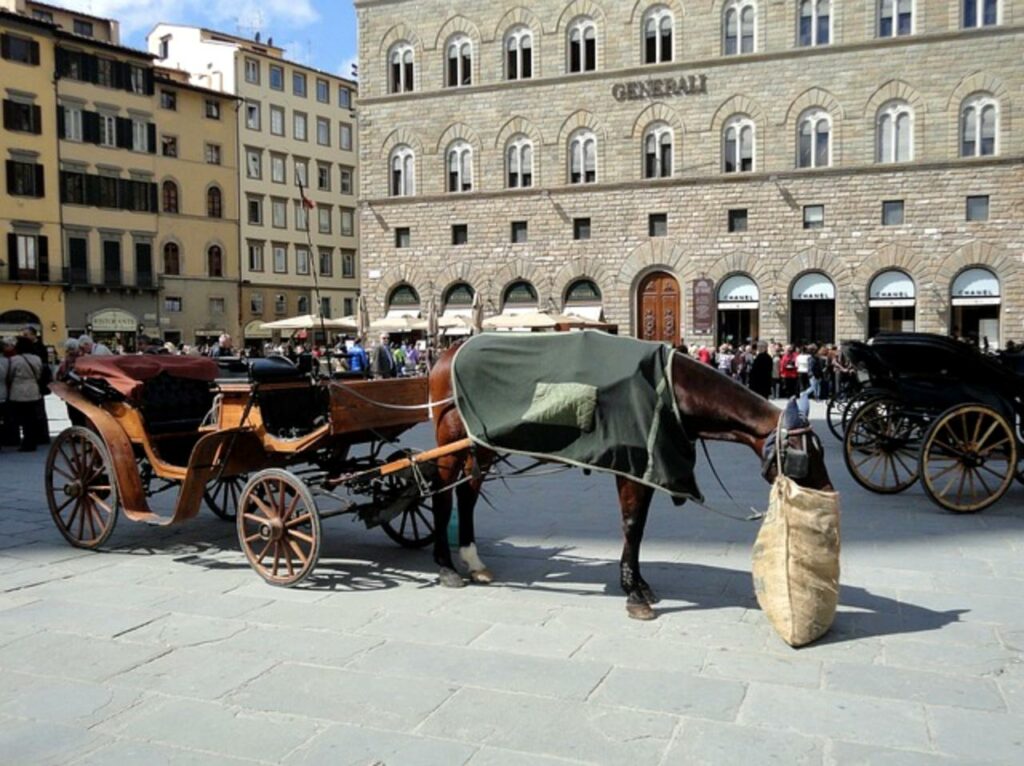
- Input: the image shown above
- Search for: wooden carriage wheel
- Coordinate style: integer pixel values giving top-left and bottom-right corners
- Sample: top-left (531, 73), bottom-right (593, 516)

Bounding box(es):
top-left (380, 452), bottom-right (436, 548)
top-left (204, 474), bottom-right (248, 521)
top-left (237, 469), bottom-right (321, 586)
top-left (919, 404), bottom-right (1018, 513)
top-left (843, 397), bottom-right (922, 494)
top-left (45, 427), bottom-right (119, 549)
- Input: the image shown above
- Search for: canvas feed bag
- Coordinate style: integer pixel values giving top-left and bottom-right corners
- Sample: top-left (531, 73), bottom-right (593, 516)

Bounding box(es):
top-left (752, 430), bottom-right (841, 647)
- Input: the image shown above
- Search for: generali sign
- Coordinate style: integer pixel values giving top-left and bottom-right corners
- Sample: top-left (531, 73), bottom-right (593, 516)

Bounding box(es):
top-left (612, 74), bottom-right (708, 102)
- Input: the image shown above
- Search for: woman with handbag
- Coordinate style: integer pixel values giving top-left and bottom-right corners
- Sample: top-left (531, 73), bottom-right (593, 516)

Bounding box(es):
top-left (7, 336), bottom-right (43, 452)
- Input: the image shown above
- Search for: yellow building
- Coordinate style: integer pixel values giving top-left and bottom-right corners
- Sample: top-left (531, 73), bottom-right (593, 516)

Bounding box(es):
top-left (153, 67), bottom-right (240, 346)
top-left (0, 8), bottom-right (64, 343)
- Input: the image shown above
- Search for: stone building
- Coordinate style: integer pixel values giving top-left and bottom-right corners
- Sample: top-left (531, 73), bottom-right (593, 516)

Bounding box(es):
top-left (148, 25), bottom-right (360, 349)
top-left (355, 0), bottom-right (1023, 348)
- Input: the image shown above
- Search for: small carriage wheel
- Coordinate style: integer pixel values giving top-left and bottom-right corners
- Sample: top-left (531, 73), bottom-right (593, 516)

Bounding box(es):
top-left (237, 469), bottom-right (321, 586)
top-left (45, 427), bottom-right (119, 549)
top-left (841, 388), bottom-right (890, 434)
top-left (843, 397), bottom-right (921, 494)
top-left (919, 404), bottom-right (1018, 514)
top-left (204, 474), bottom-right (248, 521)
top-left (380, 451), bottom-right (436, 549)
top-left (826, 396), bottom-right (850, 441)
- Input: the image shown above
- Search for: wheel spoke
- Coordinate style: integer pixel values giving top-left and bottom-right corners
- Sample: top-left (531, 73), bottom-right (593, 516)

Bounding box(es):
top-left (971, 466), bottom-right (993, 497)
top-left (64, 498), bottom-right (81, 531)
top-left (52, 464), bottom-right (76, 481)
top-left (977, 436), bottom-right (1012, 457)
top-left (250, 494), bottom-right (275, 519)
top-left (271, 544), bottom-right (282, 576)
top-left (255, 538), bottom-right (273, 564)
top-left (77, 498), bottom-right (88, 539)
top-left (242, 512), bottom-right (266, 526)
top-left (282, 493), bottom-right (301, 523)
top-left (285, 513), bottom-right (312, 528)
top-left (954, 467), bottom-right (968, 506)
top-left (283, 546), bottom-right (295, 577)
top-left (289, 528), bottom-right (314, 545)
top-left (89, 494), bottom-right (112, 515)
top-left (414, 508), bottom-right (433, 532)
top-left (286, 538), bottom-right (308, 566)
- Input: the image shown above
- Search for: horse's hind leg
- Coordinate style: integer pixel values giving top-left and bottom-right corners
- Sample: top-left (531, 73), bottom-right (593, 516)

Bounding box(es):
top-left (432, 455), bottom-right (464, 588)
top-left (456, 451), bottom-right (493, 585)
top-left (616, 477), bottom-right (657, 620)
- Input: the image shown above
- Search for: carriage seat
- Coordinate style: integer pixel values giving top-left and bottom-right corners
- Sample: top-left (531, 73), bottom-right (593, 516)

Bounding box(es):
top-left (249, 356), bottom-right (326, 438)
top-left (140, 372), bottom-right (216, 435)
top-left (249, 355), bottom-right (308, 384)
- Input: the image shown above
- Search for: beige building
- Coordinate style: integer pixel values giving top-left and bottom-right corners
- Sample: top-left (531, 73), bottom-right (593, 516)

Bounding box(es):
top-left (356, 0), bottom-right (1023, 348)
top-left (0, 5), bottom-right (63, 342)
top-left (147, 25), bottom-right (360, 349)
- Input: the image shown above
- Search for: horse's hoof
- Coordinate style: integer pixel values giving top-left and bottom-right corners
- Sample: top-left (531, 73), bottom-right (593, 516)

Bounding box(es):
top-left (469, 568), bottom-right (494, 585)
top-left (439, 568), bottom-right (466, 588)
top-left (626, 602), bottom-right (657, 621)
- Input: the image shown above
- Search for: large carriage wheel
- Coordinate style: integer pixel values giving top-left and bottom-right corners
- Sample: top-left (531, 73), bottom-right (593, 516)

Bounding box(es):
top-left (919, 404), bottom-right (1018, 513)
top-left (204, 474), bottom-right (248, 521)
top-left (843, 397), bottom-right (921, 494)
top-left (380, 451), bottom-right (436, 549)
top-left (237, 469), bottom-right (321, 586)
top-left (45, 427), bottom-right (119, 549)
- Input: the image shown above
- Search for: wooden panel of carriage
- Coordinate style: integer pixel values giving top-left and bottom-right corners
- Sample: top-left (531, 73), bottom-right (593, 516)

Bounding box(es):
top-left (45, 357), bottom-right (450, 587)
top-left (833, 333), bottom-right (1023, 513)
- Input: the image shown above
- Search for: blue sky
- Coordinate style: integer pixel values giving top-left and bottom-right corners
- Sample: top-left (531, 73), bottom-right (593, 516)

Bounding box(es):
top-left (60, 1), bottom-right (359, 79)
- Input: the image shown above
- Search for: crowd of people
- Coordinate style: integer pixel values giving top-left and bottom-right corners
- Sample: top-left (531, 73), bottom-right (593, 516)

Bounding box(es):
top-left (0, 327), bottom-right (52, 452)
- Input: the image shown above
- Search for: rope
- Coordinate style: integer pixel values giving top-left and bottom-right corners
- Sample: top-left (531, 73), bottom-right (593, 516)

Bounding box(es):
top-left (697, 438), bottom-right (765, 522)
top-left (331, 381), bottom-right (454, 412)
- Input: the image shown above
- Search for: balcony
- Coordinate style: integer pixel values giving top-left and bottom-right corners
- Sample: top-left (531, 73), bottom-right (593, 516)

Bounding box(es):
top-left (62, 267), bottom-right (159, 292)
top-left (6, 263), bottom-right (51, 283)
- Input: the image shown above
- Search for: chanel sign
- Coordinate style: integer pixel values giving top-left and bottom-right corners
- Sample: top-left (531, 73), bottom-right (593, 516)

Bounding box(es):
top-left (612, 74), bottom-right (708, 102)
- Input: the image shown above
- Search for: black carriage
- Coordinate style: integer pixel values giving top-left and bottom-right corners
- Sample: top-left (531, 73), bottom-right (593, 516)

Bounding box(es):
top-left (842, 333), bottom-right (1023, 512)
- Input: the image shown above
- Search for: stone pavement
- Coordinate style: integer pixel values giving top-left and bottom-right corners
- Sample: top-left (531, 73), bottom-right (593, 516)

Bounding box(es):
top-left (0, 398), bottom-right (1022, 765)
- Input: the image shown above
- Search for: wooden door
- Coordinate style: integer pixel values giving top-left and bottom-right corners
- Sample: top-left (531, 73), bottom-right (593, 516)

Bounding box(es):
top-left (637, 271), bottom-right (681, 346)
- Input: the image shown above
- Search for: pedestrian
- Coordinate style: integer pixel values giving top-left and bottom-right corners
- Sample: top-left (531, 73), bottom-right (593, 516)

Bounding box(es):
top-left (373, 333), bottom-right (397, 379)
top-left (7, 336), bottom-right (44, 452)
top-left (796, 345), bottom-right (812, 394)
top-left (716, 344), bottom-right (735, 378)
top-left (0, 337), bottom-right (13, 449)
top-left (347, 337), bottom-right (369, 376)
top-left (749, 341), bottom-right (773, 399)
top-left (209, 333), bottom-right (234, 358)
top-left (780, 345), bottom-right (800, 398)
top-left (56, 338), bottom-right (82, 381)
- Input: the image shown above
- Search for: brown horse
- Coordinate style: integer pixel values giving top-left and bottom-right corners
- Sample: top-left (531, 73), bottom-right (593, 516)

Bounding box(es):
top-left (428, 345), bottom-right (834, 620)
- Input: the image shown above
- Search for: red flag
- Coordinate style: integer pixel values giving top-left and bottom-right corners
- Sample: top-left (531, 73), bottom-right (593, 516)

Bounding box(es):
top-left (299, 184), bottom-right (315, 210)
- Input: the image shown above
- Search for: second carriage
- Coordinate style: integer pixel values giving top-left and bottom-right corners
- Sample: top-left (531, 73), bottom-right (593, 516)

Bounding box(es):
top-left (841, 333), bottom-right (1024, 512)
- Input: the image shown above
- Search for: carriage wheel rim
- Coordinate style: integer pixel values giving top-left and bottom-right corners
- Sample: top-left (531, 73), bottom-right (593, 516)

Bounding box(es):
top-left (237, 471), bottom-right (320, 586)
top-left (844, 400), bottom-right (920, 492)
top-left (921, 406), bottom-right (1017, 513)
top-left (46, 428), bottom-right (118, 548)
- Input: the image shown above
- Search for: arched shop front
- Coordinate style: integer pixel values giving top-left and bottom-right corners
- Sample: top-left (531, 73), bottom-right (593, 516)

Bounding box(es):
top-left (790, 272), bottom-right (835, 345)
top-left (868, 270), bottom-right (916, 336)
top-left (716, 274), bottom-right (759, 345)
top-left (951, 267), bottom-right (1000, 347)
top-left (89, 308), bottom-right (139, 352)
top-left (0, 310), bottom-right (41, 338)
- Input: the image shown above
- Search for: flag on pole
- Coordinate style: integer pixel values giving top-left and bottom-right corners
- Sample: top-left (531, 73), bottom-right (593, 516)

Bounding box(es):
top-left (299, 182), bottom-right (316, 210)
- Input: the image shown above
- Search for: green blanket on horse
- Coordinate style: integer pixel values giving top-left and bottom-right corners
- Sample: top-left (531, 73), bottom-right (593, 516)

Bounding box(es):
top-left (450, 331), bottom-right (703, 502)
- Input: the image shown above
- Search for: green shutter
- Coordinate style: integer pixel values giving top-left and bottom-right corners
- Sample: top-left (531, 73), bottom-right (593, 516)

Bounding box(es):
top-left (37, 236), bottom-right (48, 281)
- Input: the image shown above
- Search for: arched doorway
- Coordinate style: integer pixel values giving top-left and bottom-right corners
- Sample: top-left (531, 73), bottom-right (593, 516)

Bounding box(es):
top-left (716, 274), bottom-right (759, 345)
top-left (868, 270), bottom-right (915, 337)
top-left (636, 271), bottom-right (680, 345)
top-left (951, 267), bottom-right (1000, 347)
top-left (790, 272), bottom-right (835, 344)
top-left (0, 310), bottom-right (41, 338)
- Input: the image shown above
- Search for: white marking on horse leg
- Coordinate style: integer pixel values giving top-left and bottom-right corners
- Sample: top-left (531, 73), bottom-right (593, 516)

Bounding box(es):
top-left (460, 543), bottom-right (494, 584)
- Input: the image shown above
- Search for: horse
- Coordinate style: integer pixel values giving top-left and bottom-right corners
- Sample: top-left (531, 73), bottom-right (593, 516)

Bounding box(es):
top-left (427, 344), bottom-right (834, 620)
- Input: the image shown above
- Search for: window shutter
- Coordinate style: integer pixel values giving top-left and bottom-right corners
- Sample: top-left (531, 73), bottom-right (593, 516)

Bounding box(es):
top-left (0, 34), bottom-right (9, 61)
top-left (29, 40), bottom-right (40, 66)
top-left (6, 233), bottom-right (16, 281)
top-left (83, 53), bottom-right (98, 84)
top-left (116, 117), bottom-right (131, 148)
top-left (117, 178), bottom-right (130, 209)
top-left (31, 104), bottom-right (41, 134)
top-left (85, 174), bottom-right (100, 205)
top-left (1, 100), bottom-right (12, 130)
top-left (5, 160), bottom-right (14, 195)
top-left (148, 182), bottom-right (158, 212)
top-left (147, 123), bottom-right (156, 154)
top-left (114, 61), bottom-right (127, 90)
top-left (56, 104), bottom-right (65, 138)
top-left (83, 110), bottom-right (100, 143)
top-left (55, 47), bottom-right (68, 76)
top-left (144, 68), bottom-right (155, 95)
top-left (34, 163), bottom-right (44, 197)
top-left (37, 236), bottom-right (48, 281)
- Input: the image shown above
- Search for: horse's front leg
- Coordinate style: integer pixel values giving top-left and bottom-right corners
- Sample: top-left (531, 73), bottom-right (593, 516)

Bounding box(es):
top-left (431, 454), bottom-right (465, 588)
top-left (616, 477), bottom-right (657, 620)
top-left (456, 451), bottom-right (494, 584)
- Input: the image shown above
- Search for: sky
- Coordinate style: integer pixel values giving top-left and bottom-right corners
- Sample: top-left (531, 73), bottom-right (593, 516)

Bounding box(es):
top-left (58, 0), bottom-right (360, 79)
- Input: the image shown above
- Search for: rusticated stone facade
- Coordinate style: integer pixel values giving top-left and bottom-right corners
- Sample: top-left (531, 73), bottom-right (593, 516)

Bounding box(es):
top-left (355, 0), bottom-right (1024, 346)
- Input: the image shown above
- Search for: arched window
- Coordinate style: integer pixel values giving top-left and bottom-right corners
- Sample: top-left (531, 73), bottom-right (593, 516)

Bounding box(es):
top-left (444, 282), bottom-right (475, 308)
top-left (963, 0), bottom-right (998, 28)
top-left (445, 34), bottom-right (472, 87)
top-left (797, 108), bottom-right (831, 168)
top-left (568, 129), bottom-right (597, 184)
top-left (879, 0), bottom-right (913, 37)
top-left (206, 186), bottom-right (222, 218)
top-left (163, 242), bottom-right (180, 276)
top-left (643, 6), bottom-right (673, 64)
top-left (505, 26), bottom-right (533, 80)
top-left (724, 1), bottom-right (756, 54)
top-left (207, 245), bottom-right (223, 278)
top-left (388, 41), bottom-right (414, 93)
top-left (567, 16), bottom-right (597, 73)
top-left (388, 283), bottom-right (420, 310)
top-left (723, 115), bottom-right (755, 173)
top-left (643, 122), bottom-right (673, 178)
top-left (876, 100), bottom-right (913, 163)
top-left (961, 94), bottom-right (997, 157)
top-left (389, 145), bottom-right (415, 197)
top-left (565, 278), bottom-right (602, 306)
top-left (503, 279), bottom-right (538, 309)
top-left (446, 140), bottom-right (473, 193)
top-left (799, 0), bottom-right (830, 46)
top-left (506, 134), bottom-right (533, 188)
top-left (161, 180), bottom-right (179, 213)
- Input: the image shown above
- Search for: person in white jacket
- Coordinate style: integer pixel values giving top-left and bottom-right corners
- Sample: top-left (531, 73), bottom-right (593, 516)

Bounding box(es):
top-left (7, 336), bottom-right (43, 451)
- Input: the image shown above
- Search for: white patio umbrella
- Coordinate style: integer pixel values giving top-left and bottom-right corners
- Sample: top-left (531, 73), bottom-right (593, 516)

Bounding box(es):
top-left (470, 291), bottom-right (484, 335)
top-left (425, 297), bottom-right (439, 340)
top-left (357, 296), bottom-right (370, 341)
top-left (261, 314), bottom-right (358, 331)
top-left (369, 314), bottom-right (427, 333)
top-left (482, 311), bottom-right (558, 330)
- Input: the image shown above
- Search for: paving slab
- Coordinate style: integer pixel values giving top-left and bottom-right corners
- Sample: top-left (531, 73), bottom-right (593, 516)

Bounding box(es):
top-left (590, 666), bottom-right (747, 721)
top-left (665, 718), bottom-right (825, 765)
top-left (926, 706), bottom-right (1024, 762)
top-left (0, 630), bottom-right (168, 682)
top-left (824, 660), bottom-right (1006, 710)
top-left (0, 715), bottom-right (112, 766)
top-left (0, 671), bottom-right (144, 727)
top-left (827, 740), bottom-right (989, 766)
top-left (68, 739), bottom-right (263, 765)
top-left (283, 723), bottom-right (476, 766)
top-left (109, 644), bottom-right (279, 700)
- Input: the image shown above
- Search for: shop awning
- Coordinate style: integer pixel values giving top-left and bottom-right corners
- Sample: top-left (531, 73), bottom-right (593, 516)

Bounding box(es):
top-left (563, 305), bottom-right (603, 322)
top-left (952, 268), bottom-right (1000, 306)
top-left (717, 275), bottom-right (759, 310)
top-left (791, 273), bottom-right (835, 301)
top-left (869, 270), bottom-right (916, 308)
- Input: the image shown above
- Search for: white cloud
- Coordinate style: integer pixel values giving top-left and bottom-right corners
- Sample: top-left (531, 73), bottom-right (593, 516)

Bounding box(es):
top-left (338, 54), bottom-right (358, 79)
top-left (56, 0), bottom-right (318, 40)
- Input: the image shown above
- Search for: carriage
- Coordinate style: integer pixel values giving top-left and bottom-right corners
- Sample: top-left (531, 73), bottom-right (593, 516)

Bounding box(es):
top-left (841, 333), bottom-right (1024, 512)
top-left (45, 354), bottom-right (471, 586)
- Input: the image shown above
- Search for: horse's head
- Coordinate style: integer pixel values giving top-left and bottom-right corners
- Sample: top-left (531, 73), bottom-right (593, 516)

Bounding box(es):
top-left (760, 397), bottom-right (833, 491)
